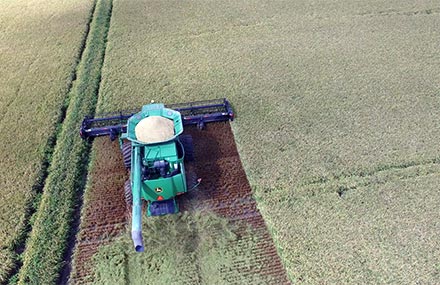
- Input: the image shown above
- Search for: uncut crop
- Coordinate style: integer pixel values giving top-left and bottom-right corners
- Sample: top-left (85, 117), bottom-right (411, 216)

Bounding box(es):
top-left (0, 0), bottom-right (93, 281)
top-left (93, 0), bottom-right (440, 282)
top-left (99, 0), bottom-right (440, 189)
top-left (266, 165), bottom-right (440, 284)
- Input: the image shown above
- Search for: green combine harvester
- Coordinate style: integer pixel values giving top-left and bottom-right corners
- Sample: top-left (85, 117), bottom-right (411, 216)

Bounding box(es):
top-left (80, 99), bottom-right (234, 251)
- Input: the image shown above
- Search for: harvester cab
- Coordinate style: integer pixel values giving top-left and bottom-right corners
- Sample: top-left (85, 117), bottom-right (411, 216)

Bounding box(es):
top-left (80, 98), bottom-right (234, 252)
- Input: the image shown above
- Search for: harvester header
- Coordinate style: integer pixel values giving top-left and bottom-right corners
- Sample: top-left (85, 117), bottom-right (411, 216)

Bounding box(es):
top-left (80, 98), bottom-right (234, 140)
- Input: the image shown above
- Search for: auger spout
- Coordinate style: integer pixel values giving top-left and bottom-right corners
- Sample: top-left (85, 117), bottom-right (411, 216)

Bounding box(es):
top-left (131, 145), bottom-right (144, 252)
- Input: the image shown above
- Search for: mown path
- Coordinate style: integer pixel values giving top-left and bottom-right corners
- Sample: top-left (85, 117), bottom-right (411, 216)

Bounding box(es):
top-left (70, 123), bottom-right (290, 284)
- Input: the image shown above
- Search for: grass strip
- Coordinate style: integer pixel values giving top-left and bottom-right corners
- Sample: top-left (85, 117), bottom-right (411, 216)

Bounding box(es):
top-left (16, 0), bottom-right (113, 283)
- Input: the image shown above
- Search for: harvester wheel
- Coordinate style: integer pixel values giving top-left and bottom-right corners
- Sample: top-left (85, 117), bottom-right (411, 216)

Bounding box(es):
top-left (122, 141), bottom-right (132, 170)
top-left (124, 180), bottom-right (133, 206)
top-left (179, 135), bottom-right (194, 162)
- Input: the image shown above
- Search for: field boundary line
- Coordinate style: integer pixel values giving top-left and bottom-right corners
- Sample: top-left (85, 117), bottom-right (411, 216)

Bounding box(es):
top-left (15, 0), bottom-right (113, 283)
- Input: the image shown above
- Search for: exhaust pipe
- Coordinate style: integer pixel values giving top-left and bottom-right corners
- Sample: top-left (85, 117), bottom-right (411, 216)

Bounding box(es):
top-left (131, 146), bottom-right (144, 252)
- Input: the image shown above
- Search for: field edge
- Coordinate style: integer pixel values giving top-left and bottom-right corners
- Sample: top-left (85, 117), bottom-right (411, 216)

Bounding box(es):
top-left (15, 0), bottom-right (113, 283)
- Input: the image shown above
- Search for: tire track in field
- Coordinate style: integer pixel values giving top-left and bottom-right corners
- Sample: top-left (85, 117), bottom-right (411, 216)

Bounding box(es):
top-left (357, 7), bottom-right (440, 17)
top-left (300, 157), bottom-right (440, 189)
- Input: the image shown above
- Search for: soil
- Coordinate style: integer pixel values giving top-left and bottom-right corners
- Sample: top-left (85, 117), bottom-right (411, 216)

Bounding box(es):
top-left (70, 122), bottom-right (290, 284)
top-left (69, 138), bottom-right (128, 284)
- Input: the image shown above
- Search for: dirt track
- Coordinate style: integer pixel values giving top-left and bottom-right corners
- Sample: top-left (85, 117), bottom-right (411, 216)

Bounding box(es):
top-left (70, 122), bottom-right (290, 284)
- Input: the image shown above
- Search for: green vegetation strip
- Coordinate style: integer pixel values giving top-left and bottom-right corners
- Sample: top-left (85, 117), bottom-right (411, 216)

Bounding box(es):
top-left (0, 0), bottom-right (93, 281)
top-left (93, 213), bottom-right (274, 285)
top-left (16, 0), bottom-right (113, 283)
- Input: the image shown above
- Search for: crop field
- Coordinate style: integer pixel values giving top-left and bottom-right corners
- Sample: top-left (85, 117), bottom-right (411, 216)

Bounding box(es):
top-left (2, 0), bottom-right (440, 283)
top-left (0, 0), bottom-right (93, 281)
top-left (98, 0), bottom-right (440, 189)
top-left (86, 0), bottom-right (440, 283)
top-left (264, 163), bottom-right (440, 284)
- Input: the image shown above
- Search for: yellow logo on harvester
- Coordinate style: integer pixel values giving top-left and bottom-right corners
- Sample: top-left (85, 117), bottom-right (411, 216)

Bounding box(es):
top-left (155, 187), bottom-right (163, 193)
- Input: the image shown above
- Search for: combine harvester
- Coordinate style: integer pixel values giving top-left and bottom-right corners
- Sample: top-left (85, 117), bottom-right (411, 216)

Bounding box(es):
top-left (80, 98), bottom-right (234, 252)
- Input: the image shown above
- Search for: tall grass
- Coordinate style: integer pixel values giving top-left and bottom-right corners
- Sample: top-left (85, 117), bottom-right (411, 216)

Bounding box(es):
top-left (0, 0), bottom-right (93, 281)
top-left (16, 0), bottom-right (113, 283)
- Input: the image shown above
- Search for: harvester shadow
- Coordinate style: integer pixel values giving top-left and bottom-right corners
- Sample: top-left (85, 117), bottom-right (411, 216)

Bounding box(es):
top-left (178, 123), bottom-right (227, 212)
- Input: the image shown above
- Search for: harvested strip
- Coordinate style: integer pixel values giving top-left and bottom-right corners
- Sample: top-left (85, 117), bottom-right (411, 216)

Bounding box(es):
top-left (70, 138), bottom-right (127, 284)
top-left (71, 122), bottom-right (290, 284)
